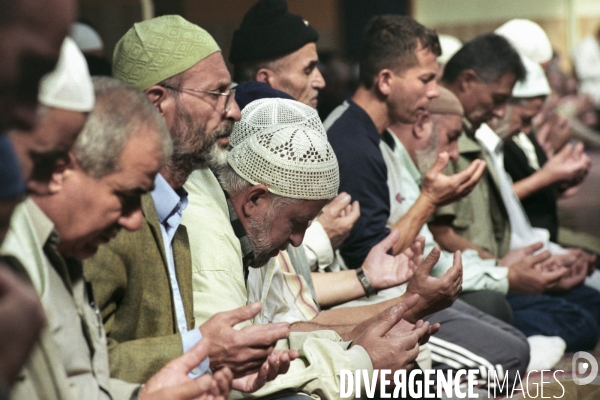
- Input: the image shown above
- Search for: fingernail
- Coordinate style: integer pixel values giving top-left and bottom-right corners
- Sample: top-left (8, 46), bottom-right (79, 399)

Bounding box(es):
top-left (389, 306), bottom-right (398, 315)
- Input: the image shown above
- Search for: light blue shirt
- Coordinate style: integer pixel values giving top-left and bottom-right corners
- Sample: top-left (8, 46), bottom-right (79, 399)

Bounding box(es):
top-left (151, 173), bottom-right (208, 377)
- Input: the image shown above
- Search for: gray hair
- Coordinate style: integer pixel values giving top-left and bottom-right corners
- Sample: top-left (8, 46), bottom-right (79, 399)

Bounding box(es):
top-left (216, 163), bottom-right (300, 210)
top-left (72, 76), bottom-right (172, 178)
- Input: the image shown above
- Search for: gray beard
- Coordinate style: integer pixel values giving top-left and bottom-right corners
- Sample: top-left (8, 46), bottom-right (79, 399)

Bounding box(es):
top-left (415, 134), bottom-right (438, 175)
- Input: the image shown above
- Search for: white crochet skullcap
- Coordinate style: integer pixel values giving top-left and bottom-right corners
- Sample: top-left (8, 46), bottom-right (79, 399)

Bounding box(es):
top-left (70, 22), bottom-right (104, 52)
top-left (512, 56), bottom-right (551, 98)
top-left (38, 37), bottom-right (95, 112)
top-left (437, 34), bottom-right (462, 65)
top-left (230, 97), bottom-right (326, 147)
top-left (228, 124), bottom-right (340, 200)
top-left (495, 19), bottom-right (553, 64)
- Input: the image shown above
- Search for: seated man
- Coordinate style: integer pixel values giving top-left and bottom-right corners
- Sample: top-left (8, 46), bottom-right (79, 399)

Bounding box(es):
top-left (84, 16), bottom-right (295, 389)
top-left (2, 56), bottom-right (233, 399)
top-left (184, 97), bottom-right (436, 399)
top-left (433, 37), bottom-right (600, 352)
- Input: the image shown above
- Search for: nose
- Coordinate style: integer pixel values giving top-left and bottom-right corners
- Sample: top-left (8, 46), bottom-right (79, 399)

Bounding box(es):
top-left (492, 104), bottom-right (507, 119)
top-left (449, 143), bottom-right (460, 162)
top-left (427, 80), bottom-right (440, 100)
top-left (118, 208), bottom-right (144, 232)
top-left (289, 230), bottom-right (306, 247)
top-left (226, 97), bottom-right (241, 122)
top-left (312, 68), bottom-right (326, 90)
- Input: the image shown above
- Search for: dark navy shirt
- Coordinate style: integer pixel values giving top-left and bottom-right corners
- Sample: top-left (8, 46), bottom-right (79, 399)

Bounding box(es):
top-left (324, 100), bottom-right (391, 269)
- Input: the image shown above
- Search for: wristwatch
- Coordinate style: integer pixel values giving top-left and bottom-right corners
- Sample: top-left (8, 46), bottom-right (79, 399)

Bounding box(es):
top-left (356, 267), bottom-right (376, 297)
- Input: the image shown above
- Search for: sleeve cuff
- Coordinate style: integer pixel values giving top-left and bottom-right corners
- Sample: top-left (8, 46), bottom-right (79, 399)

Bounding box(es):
top-left (181, 330), bottom-right (210, 378)
top-left (303, 221), bottom-right (335, 272)
top-left (346, 345), bottom-right (374, 380)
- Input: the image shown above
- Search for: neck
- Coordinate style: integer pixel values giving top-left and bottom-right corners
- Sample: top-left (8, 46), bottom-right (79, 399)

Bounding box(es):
top-left (440, 80), bottom-right (475, 129)
top-left (388, 123), bottom-right (418, 165)
top-left (351, 86), bottom-right (391, 135)
top-left (159, 159), bottom-right (193, 190)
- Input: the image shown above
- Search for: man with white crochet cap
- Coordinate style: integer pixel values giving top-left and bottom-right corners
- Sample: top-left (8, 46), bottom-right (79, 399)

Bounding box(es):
top-left (183, 96), bottom-right (434, 399)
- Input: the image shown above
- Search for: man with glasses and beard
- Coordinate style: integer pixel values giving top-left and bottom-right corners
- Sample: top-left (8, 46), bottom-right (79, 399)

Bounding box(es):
top-left (84, 16), bottom-right (297, 392)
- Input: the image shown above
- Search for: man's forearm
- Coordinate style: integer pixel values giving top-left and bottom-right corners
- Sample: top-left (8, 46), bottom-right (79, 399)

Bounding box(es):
top-left (290, 320), bottom-right (355, 340)
top-left (512, 169), bottom-right (553, 200)
top-left (311, 270), bottom-right (366, 308)
top-left (391, 194), bottom-right (436, 255)
top-left (428, 221), bottom-right (493, 258)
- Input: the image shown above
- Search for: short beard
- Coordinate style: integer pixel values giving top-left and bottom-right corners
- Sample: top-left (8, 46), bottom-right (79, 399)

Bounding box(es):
top-left (415, 132), bottom-right (438, 175)
top-left (246, 210), bottom-right (277, 268)
top-left (170, 99), bottom-right (232, 171)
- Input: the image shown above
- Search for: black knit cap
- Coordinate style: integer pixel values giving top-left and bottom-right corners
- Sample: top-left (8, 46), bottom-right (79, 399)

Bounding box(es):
top-left (229, 0), bottom-right (319, 64)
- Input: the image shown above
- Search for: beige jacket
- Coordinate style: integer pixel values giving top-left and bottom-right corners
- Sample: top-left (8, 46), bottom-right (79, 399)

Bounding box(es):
top-left (1, 199), bottom-right (139, 400)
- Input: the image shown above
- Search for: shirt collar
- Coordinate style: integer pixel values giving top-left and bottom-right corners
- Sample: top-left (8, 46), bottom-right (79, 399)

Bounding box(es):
top-left (475, 123), bottom-right (503, 156)
top-left (393, 135), bottom-right (423, 185)
top-left (25, 197), bottom-right (55, 246)
top-left (151, 173), bottom-right (189, 226)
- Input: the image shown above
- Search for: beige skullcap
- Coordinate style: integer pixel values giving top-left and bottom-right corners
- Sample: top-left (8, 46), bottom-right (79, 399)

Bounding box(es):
top-left (39, 37), bottom-right (95, 112)
top-left (231, 98), bottom-right (327, 147)
top-left (428, 86), bottom-right (463, 116)
top-left (112, 15), bottom-right (220, 91)
top-left (513, 56), bottom-right (551, 98)
top-left (228, 124), bottom-right (339, 201)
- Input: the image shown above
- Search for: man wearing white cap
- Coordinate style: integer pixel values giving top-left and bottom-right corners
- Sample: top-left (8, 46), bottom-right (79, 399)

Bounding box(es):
top-left (2, 37), bottom-right (235, 399)
top-left (184, 97), bottom-right (434, 399)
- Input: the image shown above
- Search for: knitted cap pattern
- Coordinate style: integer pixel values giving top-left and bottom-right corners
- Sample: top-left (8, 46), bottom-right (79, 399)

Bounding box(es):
top-left (228, 124), bottom-right (339, 200)
top-left (230, 97), bottom-right (326, 147)
top-left (113, 15), bottom-right (220, 91)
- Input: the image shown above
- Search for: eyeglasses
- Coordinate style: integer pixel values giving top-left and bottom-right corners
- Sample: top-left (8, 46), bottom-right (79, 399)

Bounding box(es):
top-left (161, 83), bottom-right (238, 113)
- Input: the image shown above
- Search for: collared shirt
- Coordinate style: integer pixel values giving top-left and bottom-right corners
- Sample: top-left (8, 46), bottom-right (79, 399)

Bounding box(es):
top-left (150, 173), bottom-right (207, 376)
top-left (381, 132), bottom-right (509, 294)
top-left (476, 124), bottom-right (566, 255)
top-left (324, 100), bottom-right (392, 269)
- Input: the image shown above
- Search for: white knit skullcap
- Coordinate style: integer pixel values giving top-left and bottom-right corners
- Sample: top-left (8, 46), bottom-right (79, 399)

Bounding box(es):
top-left (495, 19), bottom-right (553, 64)
top-left (38, 37), bottom-right (95, 112)
top-left (437, 34), bottom-right (462, 65)
top-left (228, 124), bottom-right (339, 200)
top-left (513, 56), bottom-right (551, 98)
top-left (230, 97), bottom-right (326, 147)
top-left (70, 22), bottom-right (104, 52)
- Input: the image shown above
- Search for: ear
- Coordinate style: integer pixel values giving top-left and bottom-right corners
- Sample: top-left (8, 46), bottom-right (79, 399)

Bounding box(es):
top-left (458, 69), bottom-right (478, 93)
top-left (240, 184), bottom-right (271, 218)
top-left (375, 69), bottom-right (395, 97)
top-left (255, 68), bottom-right (274, 85)
top-left (46, 152), bottom-right (78, 194)
top-left (413, 112), bottom-right (431, 139)
top-left (144, 85), bottom-right (172, 117)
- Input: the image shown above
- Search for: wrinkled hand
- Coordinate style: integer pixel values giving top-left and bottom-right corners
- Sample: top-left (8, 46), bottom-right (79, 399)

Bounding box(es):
top-left (232, 349), bottom-right (299, 393)
top-left (362, 230), bottom-right (423, 290)
top-left (352, 296), bottom-right (430, 372)
top-left (420, 152), bottom-right (486, 207)
top-left (199, 303), bottom-right (291, 378)
top-left (549, 257), bottom-right (588, 293)
top-left (140, 339), bottom-right (233, 400)
top-left (507, 250), bottom-right (567, 294)
top-left (498, 242), bottom-right (544, 266)
top-left (317, 192), bottom-right (360, 250)
top-left (0, 265), bottom-right (46, 385)
top-left (405, 248), bottom-right (463, 319)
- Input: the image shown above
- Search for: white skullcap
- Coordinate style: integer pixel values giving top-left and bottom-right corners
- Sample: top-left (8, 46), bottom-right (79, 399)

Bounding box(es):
top-left (231, 98), bottom-right (326, 147)
top-left (38, 37), bottom-right (95, 112)
top-left (228, 124), bottom-right (340, 200)
top-left (70, 22), bottom-right (104, 52)
top-left (495, 19), bottom-right (553, 64)
top-left (513, 56), bottom-right (551, 98)
top-left (437, 34), bottom-right (462, 65)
